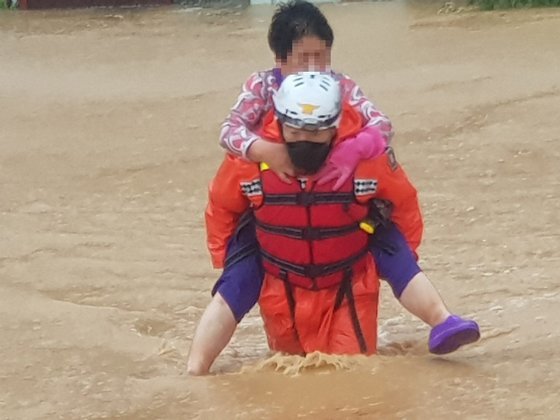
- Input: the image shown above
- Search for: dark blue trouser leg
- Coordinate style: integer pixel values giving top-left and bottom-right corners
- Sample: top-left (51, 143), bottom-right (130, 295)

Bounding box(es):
top-left (211, 213), bottom-right (264, 322)
top-left (368, 222), bottom-right (422, 298)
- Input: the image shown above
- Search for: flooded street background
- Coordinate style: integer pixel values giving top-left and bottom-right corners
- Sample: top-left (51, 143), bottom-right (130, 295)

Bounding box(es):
top-left (1, 2), bottom-right (559, 418)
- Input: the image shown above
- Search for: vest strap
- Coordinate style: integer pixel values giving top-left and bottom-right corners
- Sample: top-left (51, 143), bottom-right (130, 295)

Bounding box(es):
top-left (334, 273), bottom-right (368, 353)
top-left (256, 220), bottom-right (360, 240)
top-left (261, 248), bottom-right (368, 279)
top-left (263, 191), bottom-right (354, 206)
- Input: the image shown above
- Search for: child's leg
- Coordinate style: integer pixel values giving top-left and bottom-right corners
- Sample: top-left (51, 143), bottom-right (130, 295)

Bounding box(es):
top-left (370, 223), bottom-right (479, 354)
top-left (187, 215), bottom-right (264, 375)
top-left (369, 223), bottom-right (449, 324)
top-left (399, 271), bottom-right (450, 327)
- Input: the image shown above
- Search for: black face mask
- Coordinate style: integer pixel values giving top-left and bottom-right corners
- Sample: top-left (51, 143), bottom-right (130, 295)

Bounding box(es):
top-left (287, 141), bottom-right (331, 175)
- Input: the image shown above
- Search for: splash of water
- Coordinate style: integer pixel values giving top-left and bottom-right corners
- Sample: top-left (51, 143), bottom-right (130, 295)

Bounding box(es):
top-left (248, 351), bottom-right (370, 376)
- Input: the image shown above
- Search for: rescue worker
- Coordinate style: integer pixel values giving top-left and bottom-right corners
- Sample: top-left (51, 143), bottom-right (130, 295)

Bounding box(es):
top-left (205, 72), bottom-right (426, 355)
top-left (187, 2), bottom-right (481, 375)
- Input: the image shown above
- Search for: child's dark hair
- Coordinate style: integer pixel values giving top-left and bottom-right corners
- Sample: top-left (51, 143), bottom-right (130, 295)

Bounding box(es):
top-left (268, 0), bottom-right (334, 61)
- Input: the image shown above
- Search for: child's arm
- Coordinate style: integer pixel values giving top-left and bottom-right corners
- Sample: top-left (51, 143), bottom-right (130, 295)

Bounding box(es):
top-left (205, 156), bottom-right (253, 268)
top-left (339, 75), bottom-right (394, 142)
top-left (219, 71), bottom-right (294, 181)
top-left (316, 74), bottom-right (393, 190)
top-left (219, 72), bottom-right (268, 158)
top-left (317, 124), bottom-right (387, 190)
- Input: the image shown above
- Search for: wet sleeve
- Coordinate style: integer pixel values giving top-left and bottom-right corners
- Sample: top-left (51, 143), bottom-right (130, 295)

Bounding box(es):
top-left (339, 75), bottom-right (394, 144)
top-left (205, 156), bottom-right (252, 268)
top-left (219, 72), bottom-right (270, 159)
top-left (357, 150), bottom-right (424, 255)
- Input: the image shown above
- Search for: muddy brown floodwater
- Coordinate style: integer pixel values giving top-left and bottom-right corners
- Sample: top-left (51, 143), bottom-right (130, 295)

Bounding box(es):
top-left (1, 1), bottom-right (559, 419)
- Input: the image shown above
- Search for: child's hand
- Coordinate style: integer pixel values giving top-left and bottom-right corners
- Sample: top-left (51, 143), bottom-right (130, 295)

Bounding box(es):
top-left (247, 139), bottom-right (295, 183)
top-left (316, 126), bottom-right (387, 191)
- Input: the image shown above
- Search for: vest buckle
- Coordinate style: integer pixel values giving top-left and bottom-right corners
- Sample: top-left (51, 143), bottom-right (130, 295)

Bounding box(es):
top-left (305, 264), bottom-right (325, 278)
top-left (297, 192), bottom-right (315, 206)
top-left (302, 227), bottom-right (322, 240)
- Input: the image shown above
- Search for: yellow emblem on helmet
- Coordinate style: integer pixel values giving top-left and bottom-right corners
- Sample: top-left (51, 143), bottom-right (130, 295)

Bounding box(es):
top-left (298, 103), bottom-right (320, 115)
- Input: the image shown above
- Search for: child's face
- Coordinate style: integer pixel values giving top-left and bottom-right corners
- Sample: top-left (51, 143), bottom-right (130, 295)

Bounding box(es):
top-left (278, 35), bottom-right (332, 75)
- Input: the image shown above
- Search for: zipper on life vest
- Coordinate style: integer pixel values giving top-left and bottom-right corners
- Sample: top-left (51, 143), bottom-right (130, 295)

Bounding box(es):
top-left (304, 180), bottom-right (318, 290)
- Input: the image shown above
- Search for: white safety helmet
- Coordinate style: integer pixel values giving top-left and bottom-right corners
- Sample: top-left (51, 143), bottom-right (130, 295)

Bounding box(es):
top-left (273, 71), bottom-right (342, 131)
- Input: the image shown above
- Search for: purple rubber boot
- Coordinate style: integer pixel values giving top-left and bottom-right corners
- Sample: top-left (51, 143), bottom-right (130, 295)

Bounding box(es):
top-left (429, 315), bottom-right (480, 355)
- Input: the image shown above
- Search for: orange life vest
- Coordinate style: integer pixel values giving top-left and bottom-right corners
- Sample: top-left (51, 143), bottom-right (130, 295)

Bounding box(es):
top-left (254, 168), bottom-right (370, 290)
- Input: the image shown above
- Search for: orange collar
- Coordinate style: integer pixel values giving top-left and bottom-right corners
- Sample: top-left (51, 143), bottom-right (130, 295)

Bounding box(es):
top-left (259, 103), bottom-right (363, 144)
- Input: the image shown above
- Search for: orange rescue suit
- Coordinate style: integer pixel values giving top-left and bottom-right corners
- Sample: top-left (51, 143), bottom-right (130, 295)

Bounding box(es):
top-left (205, 105), bottom-right (423, 355)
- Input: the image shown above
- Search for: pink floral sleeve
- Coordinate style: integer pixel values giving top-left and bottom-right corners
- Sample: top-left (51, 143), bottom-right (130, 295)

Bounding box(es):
top-left (219, 71), bottom-right (277, 159)
top-left (339, 75), bottom-right (394, 143)
top-left (219, 70), bottom-right (393, 158)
